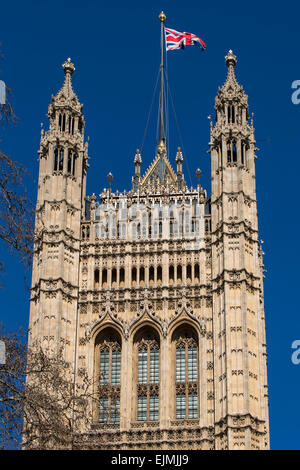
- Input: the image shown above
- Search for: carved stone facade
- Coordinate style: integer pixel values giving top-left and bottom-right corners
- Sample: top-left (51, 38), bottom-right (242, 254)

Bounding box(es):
top-left (28, 52), bottom-right (269, 450)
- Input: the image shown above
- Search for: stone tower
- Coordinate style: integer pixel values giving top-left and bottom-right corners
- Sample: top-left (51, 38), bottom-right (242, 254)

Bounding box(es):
top-left (29, 58), bottom-right (89, 363)
top-left (209, 50), bottom-right (269, 449)
top-left (27, 51), bottom-right (269, 450)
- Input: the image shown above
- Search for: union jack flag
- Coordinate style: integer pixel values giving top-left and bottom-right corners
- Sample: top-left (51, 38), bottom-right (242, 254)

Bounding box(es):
top-left (165, 27), bottom-right (206, 52)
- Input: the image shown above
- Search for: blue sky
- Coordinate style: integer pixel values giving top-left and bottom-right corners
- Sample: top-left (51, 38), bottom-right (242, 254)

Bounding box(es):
top-left (0, 0), bottom-right (299, 450)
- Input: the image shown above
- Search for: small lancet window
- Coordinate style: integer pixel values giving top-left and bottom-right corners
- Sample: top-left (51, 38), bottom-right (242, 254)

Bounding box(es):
top-left (102, 269), bottom-right (107, 288)
top-left (120, 268), bottom-right (125, 287)
top-left (177, 265), bottom-right (182, 285)
top-left (157, 266), bottom-right (162, 286)
top-left (94, 269), bottom-right (99, 289)
top-left (169, 265), bottom-right (174, 285)
top-left (54, 148), bottom-right (58, 171)
top-left (112, 268), bottom-right (117, 288)
top-left (186, 265), bottom-right (192, 285)
top-left (149, 266), bottom-right (155, 286)
top-left (132, 267), bottom-right (137, 287)
top-left (67, 150), bottom-right (72, 174)
top-left (58, 148), bottom-right (64, 171)
top-left (140, 267), bottom-right (145, 286)
top-left (194, 264), bottom-right (200, 284)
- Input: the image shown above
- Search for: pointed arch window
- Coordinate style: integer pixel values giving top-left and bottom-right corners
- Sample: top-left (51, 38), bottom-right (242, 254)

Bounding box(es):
top-left (96, 330), bottom-right (121, 424)
top-left (173, 327), bottom-right (198, 420)
top-left (228, 105), bottom-right (235, 124)
top-left (54, 147), bottom-right (64, 171)
top-left (227, 139), bottom-right (237, 163)
top-left (67, 150), bottom-right (72, 174)
top-left (135, 329), bottom-right (160, 421)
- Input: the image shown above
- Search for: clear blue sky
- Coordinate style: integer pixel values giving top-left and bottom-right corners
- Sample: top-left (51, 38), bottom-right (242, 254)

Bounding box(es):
top-left (0, 0), bottom-right (299, 450)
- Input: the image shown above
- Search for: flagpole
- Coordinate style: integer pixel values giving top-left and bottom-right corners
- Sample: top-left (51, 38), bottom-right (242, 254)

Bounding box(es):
top-left (158, 11), bottom-right (166, 148)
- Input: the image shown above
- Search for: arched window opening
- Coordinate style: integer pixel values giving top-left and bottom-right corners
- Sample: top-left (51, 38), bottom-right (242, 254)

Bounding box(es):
top-left (120, 268), bottom-right (125, 288)
top-left (112, 268), bottom-right (117, 288)
top-left (140, 267), bottom-right (145, 287)
top-left (67, 150), bottom-right (72, 174)
top-left (59, 148), bottom-right (64, 171)
top-left (157, 266), bottom-right (162, 286)
top-left (102, 269), bottom-right (107, 288)
top-left (227, 140), bottom-right (232, 163)
top-left (232, 140), bottom-right (237, 162)
top-left (159, 221), bottom-right (163, 238)
top-left (132, 267), bottom-right (137, 287)
top-left (54, 148), bottom-right (58, 171)
top-left (173, 326), bottom-right (198, 420)
top-left (169, 265), bottom-right (174, 285)
top-left (177, 265), bottom-right (182, 285)
top-left (72, 153), bottom-right (77, 176)
top-left (186, 265), bottom-right (192, 285)
top-left (62, 113), bottom-right (66, 132)
top-left (194, 264), bottom-right (200, 284)
top-left (228, 105), bottom-right (235, 124)
top-left (135, 328), bottom-right (160, 422)
top-left (94, 268), bottom-right (99, 289)
top-left (58, 114), bottom-right (62, 131)
top-left (96, 329), bottom-right (121, 424)
top-left (149, 266), bottom-right (155, 286)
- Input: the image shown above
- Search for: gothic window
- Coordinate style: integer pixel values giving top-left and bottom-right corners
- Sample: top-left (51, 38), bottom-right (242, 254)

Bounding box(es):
top-left (232, 140), bottom-right (237, 162)
top-left (170, 220), bottom-right (174, 236)
top-left (54, 147), bottom-right (64, 172)
top-left (72, 153), bottom-right (77, 176)
top-left (132, 267), bottom-right (137, 287)
top-left (54, 148), bottom-right (58, 171)
top-left (96, 329), bottom-right (121, 424)
top-left (186, 265), bottom-right (192, 285)
top-left (135, 328), bottom-right (160, 422)
top-left (148, 214), bottom-right (152, 237)
top-left (159, 221), bottom-right (163, 238)
top-left (112, 268), bottom-right (117, 288)
top-left (177, 265), bottom-right (182, 285)
top-left (62, 113), bottom-right (66, 132)
top-left (157, 266), bottom-right (162, 285)
top-left (78, 118), bottom-right (82, 134)
top-left (227, 139), bottom-right (232, 163)
top-left (173, 327), bottom-right (198, 420)
top-left (169, 265), bottom-right (174, 285)
top-left (227, 139), bottom-right (237, 163)
top-left (120, 268), bottom-right (125, 288)
top-left (149, 266), bottom-right (154, 286)
top-left (67, 150), bottom-right (72, 174)
top-left (194, 264), bottom-right (200, 284)
top-left (58, 148), bottom-right (64, 171)
top-left (228, 105), bottom-right (235, 123)
top-left (102, 269), bottom-right (107, 288)
top-left (140, 267), bottom-right (145, 286)
top-left (94, 268), bottom-right (99, 289)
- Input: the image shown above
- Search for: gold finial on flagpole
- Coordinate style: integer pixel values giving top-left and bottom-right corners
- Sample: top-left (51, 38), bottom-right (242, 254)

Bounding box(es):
top-left (159, 11), bottom-right (166, 22)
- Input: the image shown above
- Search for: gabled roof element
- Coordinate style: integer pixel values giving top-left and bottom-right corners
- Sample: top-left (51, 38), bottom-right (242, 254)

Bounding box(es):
top-left (139, 140), bottom-right (179, 193)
